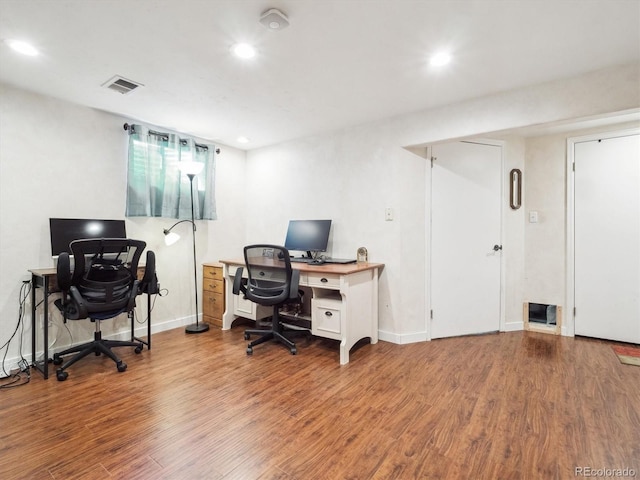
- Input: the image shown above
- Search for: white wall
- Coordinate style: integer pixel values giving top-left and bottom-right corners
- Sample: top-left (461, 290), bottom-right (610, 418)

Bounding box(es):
top-left (245, 63), bottom-right (640, 341)
top-left (522, 121), bottom-right (640, 309)
top-left (1, 62), bottom-right (638, 371)
top-left (0, 83), bottom-right (246, 370)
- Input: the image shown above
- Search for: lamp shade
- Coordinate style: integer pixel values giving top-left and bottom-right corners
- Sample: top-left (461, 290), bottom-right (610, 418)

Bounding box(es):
top-left (163, 230), bottom-right (181, 246)
top-left (178, 161), bottom-right (204, 176)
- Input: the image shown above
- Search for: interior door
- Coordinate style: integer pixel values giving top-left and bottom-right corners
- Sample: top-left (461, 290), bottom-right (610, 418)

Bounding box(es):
top-left (574, 133), bottom-right (640, 343)
top-left (430, 141), bottom-right (502, 339)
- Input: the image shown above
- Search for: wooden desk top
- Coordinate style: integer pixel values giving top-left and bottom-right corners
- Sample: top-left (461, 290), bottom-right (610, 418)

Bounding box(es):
top-left (219, 258), bottom-right (383, 275)
top-left (29, 268), bottom-right (57, 277)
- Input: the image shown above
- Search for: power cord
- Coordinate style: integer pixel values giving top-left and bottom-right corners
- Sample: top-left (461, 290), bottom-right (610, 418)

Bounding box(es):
top-left (134, 288), bottom-right (166, 325)
top-left (0, 280), bottom-right (32, 388)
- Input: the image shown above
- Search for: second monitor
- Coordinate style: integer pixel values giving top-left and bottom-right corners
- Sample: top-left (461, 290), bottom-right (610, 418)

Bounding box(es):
top-left (284, 219), bottom-right (331, 260)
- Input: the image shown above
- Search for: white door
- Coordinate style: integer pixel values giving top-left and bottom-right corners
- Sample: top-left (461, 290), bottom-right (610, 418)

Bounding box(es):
top-left (430, 141), bottom-right (502, 339)
top-left (574, 133), bottom-right (640, 343)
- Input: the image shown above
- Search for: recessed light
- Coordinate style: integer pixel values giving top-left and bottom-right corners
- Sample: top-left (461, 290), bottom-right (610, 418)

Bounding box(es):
top-left (429, 52), bottom-right (451, 67)
top-left (237, 136), bottom-right (250, 144)
top-left (7, 39), bottom-right (39, 56)
top-left (231, 43), bottom-right (256, 59)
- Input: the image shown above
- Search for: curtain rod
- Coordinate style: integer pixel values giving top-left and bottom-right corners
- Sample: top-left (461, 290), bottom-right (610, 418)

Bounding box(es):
top-left (123, 123), bottom-right (220, 154)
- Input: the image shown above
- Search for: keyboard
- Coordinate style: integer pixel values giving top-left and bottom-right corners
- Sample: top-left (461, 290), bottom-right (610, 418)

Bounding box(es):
top-left (325, 258), bottom-right (357, 264)
top-left (290, 257), bottom-right (356, 265)
top-left (290, 257), bottom-right (315, 264)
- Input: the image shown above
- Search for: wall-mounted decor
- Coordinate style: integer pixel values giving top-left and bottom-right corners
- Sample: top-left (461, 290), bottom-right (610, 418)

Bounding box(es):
top-left (510, 168), bottom-right (522, 210)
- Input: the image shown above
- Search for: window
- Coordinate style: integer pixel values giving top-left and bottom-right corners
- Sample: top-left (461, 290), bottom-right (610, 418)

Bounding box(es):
top-left (125, 124), bottom-right (217, 220)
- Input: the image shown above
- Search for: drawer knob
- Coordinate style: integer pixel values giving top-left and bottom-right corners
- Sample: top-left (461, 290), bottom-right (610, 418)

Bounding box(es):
top-left (321, 277), bottom-right (328, 283)
top-left (324, 311), bottom-right (333, 317)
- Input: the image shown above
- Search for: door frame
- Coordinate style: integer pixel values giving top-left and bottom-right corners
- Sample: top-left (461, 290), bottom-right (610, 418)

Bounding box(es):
top-left (425, 139), bottom-right (506, 340)
top-left (565, 127), bottom-right (640, 337)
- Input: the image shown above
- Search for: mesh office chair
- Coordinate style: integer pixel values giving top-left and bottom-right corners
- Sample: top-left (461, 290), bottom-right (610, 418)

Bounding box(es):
top-left (52, 238), bottom-right (155, 381)
top-left (233, 245), bottom-right (308, 355)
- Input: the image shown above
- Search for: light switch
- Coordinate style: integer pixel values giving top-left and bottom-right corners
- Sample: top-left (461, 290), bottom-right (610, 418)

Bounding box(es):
top-left (529, 211), bottom-right (539, 223)
top-left (385, 208), bottom-right (394, 221)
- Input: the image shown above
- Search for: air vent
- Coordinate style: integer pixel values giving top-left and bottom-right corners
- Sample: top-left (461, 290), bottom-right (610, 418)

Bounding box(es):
top-left (102, 75), bottom-right (143, 94)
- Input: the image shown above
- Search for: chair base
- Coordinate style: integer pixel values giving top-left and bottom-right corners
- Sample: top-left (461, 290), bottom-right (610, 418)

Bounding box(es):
top-left (244, 310), bottom-right (310, 356)
top-left (52, 330), bottom-right (143, 381)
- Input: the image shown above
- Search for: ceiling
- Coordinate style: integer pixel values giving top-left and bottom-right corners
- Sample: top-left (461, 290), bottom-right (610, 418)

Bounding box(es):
top-left (1, 0), bottom-right (639, 150)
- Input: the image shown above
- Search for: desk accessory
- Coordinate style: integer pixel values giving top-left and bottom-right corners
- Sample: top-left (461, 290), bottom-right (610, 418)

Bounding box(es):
top-left (163, 161), bottom-right (209, 334)
top-left (357, 247), bottom-right (368, 263)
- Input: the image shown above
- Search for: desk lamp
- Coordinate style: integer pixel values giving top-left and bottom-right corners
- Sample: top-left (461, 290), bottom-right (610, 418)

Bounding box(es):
top-left (163, 161), bottom-right (209, 334)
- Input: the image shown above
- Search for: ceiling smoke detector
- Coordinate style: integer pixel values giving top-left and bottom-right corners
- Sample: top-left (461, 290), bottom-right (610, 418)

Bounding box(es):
top-left (102, 75), bottom-right (144, 95)
top-left (259, 8), bottom-right (289, 31)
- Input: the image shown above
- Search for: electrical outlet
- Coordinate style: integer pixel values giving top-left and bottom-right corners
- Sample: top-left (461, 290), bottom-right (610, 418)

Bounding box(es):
top-left (385, 208), bottom-right (394, 221)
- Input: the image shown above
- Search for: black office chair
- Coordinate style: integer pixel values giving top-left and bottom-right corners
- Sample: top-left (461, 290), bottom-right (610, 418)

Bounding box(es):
top-left (233, 245), bottom-right (308, 355)
top-left (52, 238), bottom-right (155, 381)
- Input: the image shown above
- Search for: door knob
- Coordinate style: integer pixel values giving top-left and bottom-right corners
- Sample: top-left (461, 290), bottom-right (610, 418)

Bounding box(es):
top-left (492, 244), bottom-right (502, 251)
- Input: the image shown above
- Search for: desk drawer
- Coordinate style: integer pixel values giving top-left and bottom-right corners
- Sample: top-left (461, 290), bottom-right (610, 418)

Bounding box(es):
top-left (306, 273), bottom-right (340, 290)
top-left (203, 291), bottom-right (224, 318)
top-left (203, 264), bottom-right (224, 281)
top-left (311, 297), bottom-right (342, 340)
top-left (203, 278), bottom-right (224, 293)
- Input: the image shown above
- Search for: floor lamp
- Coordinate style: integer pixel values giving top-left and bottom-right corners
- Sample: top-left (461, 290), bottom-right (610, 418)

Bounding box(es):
top-left (163, 161), bottom-right (209, 334)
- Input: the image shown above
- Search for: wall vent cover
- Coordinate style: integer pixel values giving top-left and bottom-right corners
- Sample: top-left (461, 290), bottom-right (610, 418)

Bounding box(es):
top-left (102, 75), bottom-right (143, 94)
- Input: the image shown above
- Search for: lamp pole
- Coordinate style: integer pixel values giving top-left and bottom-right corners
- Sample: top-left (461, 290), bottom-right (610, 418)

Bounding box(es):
top-left (185, 172), bottom-right (209, 334)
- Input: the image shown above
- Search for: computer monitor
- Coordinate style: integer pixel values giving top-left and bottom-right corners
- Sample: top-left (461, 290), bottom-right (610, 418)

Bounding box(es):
top-left (284, 219), bottom-right (331, 258)
top-left (49, 218), bottom-right (127, 256)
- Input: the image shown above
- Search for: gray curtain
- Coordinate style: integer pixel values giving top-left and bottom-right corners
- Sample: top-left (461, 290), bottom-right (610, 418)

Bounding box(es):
top-left (125, 124), bottom-right (217, 220)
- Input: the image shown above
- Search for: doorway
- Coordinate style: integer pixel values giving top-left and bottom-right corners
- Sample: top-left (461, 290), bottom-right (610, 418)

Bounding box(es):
top-left (430, 140), bottom-right (503, 339)
top-left (569, 130), bottom-right (640, 343)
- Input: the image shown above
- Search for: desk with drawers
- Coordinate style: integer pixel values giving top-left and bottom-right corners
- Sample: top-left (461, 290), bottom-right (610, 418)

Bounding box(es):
top-left (219, 259), bottom-right (383, 364)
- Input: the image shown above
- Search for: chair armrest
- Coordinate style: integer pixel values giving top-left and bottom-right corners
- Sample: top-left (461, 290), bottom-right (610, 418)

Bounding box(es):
top-left (69, 286), bottom-right (88, 319)
top-left (129, 280), bottom-right (140, 310)
top-left (56, 252), bottom-right (72, 292)
top-left (139, 250), bottom-right (158, 295)
top-left (232, 267), bottom-right (245, 295)
top-left (289, 269), bottom-right (300, 300)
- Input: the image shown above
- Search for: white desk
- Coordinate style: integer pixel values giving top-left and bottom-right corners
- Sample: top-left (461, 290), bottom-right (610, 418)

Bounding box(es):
top-left (219, 259), bottom-right (383, 365)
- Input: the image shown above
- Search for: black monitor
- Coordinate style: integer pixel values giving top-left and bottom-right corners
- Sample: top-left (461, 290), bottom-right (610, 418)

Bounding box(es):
top-left (49, 218), bottom-right (127, 256)
top-left (284, 220), bottom-right (331, 258)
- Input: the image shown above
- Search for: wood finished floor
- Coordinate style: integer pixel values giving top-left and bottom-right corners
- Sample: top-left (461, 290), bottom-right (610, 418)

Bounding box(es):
top-left (1, 326), bottom-right (638, 480)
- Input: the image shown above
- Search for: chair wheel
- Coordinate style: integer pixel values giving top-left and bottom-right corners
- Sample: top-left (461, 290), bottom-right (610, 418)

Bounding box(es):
top-left (117, 361), bottom-right (127, 372)
top-left (291, 347), bottom-right (297, 355)
top-left (246, 346), bottom-right (253, 355)
top-left (135, 345), bottom-right (143, 354)
top-left (53, 355), bottom-right (63, 365)
top-left (244, 332), bottom-right (251, 340)
top-left (56, 369), bottom-right (68, 381)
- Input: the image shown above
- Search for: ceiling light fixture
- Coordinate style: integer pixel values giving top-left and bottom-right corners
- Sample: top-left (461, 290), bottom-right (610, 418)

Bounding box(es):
top-left (259, 8), bottom-right (290, 31)
top-left (7, 39), bottom-right (39, 56)
top-left (429, 52), bottom-right (451, 67)
top-left (231, 43), bottom-right (257, 59)
top-left (237, 136), bottom-right (250, 144)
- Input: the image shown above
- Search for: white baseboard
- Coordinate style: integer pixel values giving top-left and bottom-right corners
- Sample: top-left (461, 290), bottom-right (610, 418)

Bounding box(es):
top-left (503, 321), bottom-right (524, 332)
top-left (110, 315), bottom-right (190, 341)
top-left (378, 329), bottom-right (428, 345)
